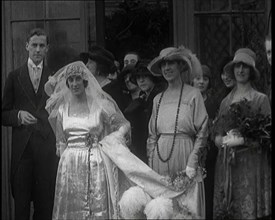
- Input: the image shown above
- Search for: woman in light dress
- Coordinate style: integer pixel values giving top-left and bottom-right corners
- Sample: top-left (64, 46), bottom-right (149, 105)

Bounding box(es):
top-left (147, 46), bottom-right (209, 218)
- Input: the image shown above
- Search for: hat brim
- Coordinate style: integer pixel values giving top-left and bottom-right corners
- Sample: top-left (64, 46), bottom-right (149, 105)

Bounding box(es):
top-left (130, 72), bottom-right (161, 85)
top-left (79, 52), bottom-right (113, 66)
top-left (148, 54), bottom-right (192, 76)
top-left (224, 61), bottom-right (260, 81)
top-left (89, 53), bottom-right (114, 69)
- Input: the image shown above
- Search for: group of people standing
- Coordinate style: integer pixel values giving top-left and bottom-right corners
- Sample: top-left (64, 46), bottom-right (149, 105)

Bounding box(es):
top-left (2, 27), bottom-right (271, 220)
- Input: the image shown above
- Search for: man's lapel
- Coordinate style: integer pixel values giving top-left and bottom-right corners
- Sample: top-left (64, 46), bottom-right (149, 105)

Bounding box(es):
top-left (17, 63), bottom-right (37, 108)
top-left (36, 66), bottom-right (50, 110)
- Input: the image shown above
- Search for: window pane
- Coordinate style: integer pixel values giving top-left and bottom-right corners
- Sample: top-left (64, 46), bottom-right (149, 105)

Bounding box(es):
top-left (47, 20), bottom-right (81, 51)
top-left (195, 0), bottom-right (211, 11)
top-left (46, 1), bottom-right (80, 18)
top-left (46, 20), bottom-right (81, 71)
top-left (195, 15), bottom-right (230, 67)
top-left (232, 0), bottom-right (265, 10)
top-left (212, 0), bottom-right (231, 11)
top-left (11, 1), bottom-right (45, 20)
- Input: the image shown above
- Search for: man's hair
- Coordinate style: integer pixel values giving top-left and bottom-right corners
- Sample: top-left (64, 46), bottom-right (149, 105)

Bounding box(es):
top-left (124, 51), bottom-right (140, 60)
top-left (26, 28), bottom-right (49, 44)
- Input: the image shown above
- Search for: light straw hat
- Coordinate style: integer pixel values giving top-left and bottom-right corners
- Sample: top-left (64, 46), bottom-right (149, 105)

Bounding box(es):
top-left (224, 48), bottom-right (260, 81)
top-left (147, 47), bottom-right (193, 76)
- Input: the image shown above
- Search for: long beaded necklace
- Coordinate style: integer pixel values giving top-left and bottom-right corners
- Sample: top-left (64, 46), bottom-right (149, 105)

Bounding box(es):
top-left (155, 83), bottom-right (184, 162)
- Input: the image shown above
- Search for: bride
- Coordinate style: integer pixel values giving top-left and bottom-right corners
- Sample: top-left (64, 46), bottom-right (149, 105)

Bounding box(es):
top-left (46, 61), bottom-right (204, 219)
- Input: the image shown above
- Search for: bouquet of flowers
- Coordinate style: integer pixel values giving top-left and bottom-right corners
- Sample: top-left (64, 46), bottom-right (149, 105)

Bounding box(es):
top-left (212, 98), bottom-right (271, 150)
top-left (164, 170), bottom-right (196, 192)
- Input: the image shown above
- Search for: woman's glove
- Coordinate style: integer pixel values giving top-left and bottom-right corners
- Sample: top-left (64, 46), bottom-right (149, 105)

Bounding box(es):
top-left (186, 166), bottom-right (196, 179)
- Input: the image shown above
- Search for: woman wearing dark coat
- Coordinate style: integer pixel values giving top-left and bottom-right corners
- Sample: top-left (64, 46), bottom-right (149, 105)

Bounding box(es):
top-left (124, 60), bottom-right (166, 163)
top-left (212, 48), bottom-right (271, 219)
top-left (192, 64), bottom-right (220, 219)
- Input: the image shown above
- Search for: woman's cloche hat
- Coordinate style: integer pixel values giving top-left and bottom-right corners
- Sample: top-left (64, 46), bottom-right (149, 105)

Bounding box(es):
top-left (147, 46), bottom-right (193, 76)
top-left (130, 59), bottom-right (161, 84)
top-left (223, 48), bottom-right (260, 81)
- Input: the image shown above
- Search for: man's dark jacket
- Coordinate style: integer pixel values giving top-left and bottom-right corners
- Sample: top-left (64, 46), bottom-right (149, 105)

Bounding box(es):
top-left (2, 62), bottom-right (56, 194)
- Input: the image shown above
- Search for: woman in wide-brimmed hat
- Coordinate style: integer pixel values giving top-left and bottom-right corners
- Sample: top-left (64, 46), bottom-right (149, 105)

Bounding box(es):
top-left (212, 48), bottom-right (271, 219)
top-left (147, 46), bottom-right (209, 218)
top-left (148, 46), bottom-right (203, 84)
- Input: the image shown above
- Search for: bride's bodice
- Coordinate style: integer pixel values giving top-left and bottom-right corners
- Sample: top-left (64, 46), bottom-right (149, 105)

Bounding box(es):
top-left (63, 105), bottom-right (105, 148)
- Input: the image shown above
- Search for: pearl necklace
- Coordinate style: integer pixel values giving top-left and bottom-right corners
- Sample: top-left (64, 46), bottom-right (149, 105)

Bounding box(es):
top-left (155, 83), bottom-right (184, 162)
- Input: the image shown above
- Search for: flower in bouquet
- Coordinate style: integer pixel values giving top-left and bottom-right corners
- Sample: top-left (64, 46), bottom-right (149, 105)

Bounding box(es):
top-left (144, 197), bottom-right (173, 219)
top-left (119, 186), bottom-right (151, 219)
top-left (238, 111), bottom-right (271, 147)
top-left (169, 170), bottom-right (196, 192)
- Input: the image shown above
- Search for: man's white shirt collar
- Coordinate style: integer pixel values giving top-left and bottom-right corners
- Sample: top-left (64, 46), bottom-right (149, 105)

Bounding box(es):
top-left (28, 58), bottom-right (43, 69)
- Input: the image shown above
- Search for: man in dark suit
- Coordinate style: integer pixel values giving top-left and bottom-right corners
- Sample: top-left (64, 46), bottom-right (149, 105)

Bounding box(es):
top-left (2, 28), bottom-right (58, 220)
